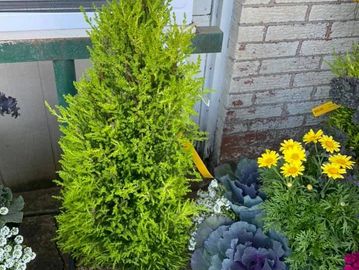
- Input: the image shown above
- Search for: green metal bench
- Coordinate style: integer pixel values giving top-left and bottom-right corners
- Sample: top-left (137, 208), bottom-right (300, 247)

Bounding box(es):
top-left (0, 26), bottom-right (223, 106)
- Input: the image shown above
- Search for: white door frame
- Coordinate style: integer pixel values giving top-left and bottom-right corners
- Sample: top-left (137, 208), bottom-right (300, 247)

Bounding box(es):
top-left (199, 0), bottom-right (234, 164)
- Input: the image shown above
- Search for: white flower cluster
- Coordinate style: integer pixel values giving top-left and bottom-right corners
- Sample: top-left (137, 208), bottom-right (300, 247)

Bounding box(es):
top-left (188, 179), bottom-right (231, 251)
top-left (0, 226), bottom-right (36, 270)
top-left (0, 208), bottom-right (8, 216)
top-left (195, 180), bottom-right (231, 215)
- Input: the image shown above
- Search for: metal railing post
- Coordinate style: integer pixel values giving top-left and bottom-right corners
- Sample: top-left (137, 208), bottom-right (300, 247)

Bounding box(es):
top-left (52, 60), bottom-right (77, 107)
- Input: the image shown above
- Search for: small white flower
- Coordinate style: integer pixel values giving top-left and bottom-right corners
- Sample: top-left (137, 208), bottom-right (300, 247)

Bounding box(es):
top-left (188, 237), bottom-right (197, 251)
top-left (21, 253), bottom-right (32, 264)
top-left (0, 207), bottom-right (8, 216)
top-left (5, 258), bottom-right (14, 268)
top-left (208, 189), bottom-right (216, 198)
top-left (16, 263), bottom-right (26, 270)
top-left (14, 235), bottom-right (23, 245)
top-left (30, 251), bottom-right (36, 260)
top-left (216, 199), bottom-right (224, 207)
top-left (12, 249), bottom-right (22, 259)
top-left (14, 245), bottom-right (22, 252)
top-left (4, 245), bottom-right (12, 253)
top-left (4, 251), bottom-right (10, 259)
top-left (213, 204), bottom-right (221, 214)
top-left (0, 227), bottom-right (10, 237)
top-left (11, 228), bottom-right (19, 236)
top-left (23, 247), bottom-right (31, 254)
top-left (0, 238), bottom-right (6, 247)
top-left (209, 179), bottom-right (218, 189)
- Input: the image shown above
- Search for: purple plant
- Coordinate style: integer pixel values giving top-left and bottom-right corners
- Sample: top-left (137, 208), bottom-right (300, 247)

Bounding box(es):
top-left (191, 220), bottom-right (290, 270)
top-left (0, 92), bottom-right (19, 118)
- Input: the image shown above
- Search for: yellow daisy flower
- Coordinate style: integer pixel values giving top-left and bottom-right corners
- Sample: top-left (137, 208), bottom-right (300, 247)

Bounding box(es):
top-left (321, 162), bottom-right (346, 180)
top-left (280, 139), bottom-right (302, 153)
top-left (281, 162), bottom-right (304, 178)
top-left (303, 129), bottom-right (323, 144)
top-left (283, 146), bottom-right (307, 163)
top-left (258, 149), bottom-right (280, 168)
top-left (319, 135), bottom-right (340, 153)
top-left (329, 154), bottom-right (355, 169)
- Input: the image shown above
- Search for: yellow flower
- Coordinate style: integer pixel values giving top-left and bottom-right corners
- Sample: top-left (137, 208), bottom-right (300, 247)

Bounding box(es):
top-left (283, 146), bottom-right (307, 163)
top-left (321, 162), bottom-right (346, 180)
top-left (319, 135), bottom-right (340, 153)
top-left (281, 162), bottom-right (305, 178)
top-left (280, 139), bottom-right (302, 153)
top-left (306, 184), bottom-right (313, 191)
top-left (258, 149), bottom-right (280, 168)
top-left (303, 129), bottom-right (323, 144)
top-left (329, 154), bottom-right (355, 169)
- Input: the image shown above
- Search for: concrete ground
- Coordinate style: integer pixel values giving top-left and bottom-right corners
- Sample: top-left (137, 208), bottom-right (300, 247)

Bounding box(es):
top-left (16, 187), bottom-right (196, 270)
top-left (16, 187), bottom-right (71, 270)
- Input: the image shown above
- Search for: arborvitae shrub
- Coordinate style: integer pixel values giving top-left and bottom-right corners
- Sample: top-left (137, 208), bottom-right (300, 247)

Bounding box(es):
top-left (50, 0), bottom-right (204, 269)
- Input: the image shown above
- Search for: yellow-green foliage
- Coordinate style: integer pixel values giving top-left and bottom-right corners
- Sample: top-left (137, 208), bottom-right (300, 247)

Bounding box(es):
top-left (328, 44), bottom-right (359, 160)
top-left (329, 108), bottom-right (359, 159)
top-left (329, 44), bottom-right (359, 78)
top-left (50, 1), bottom-right (204, 269)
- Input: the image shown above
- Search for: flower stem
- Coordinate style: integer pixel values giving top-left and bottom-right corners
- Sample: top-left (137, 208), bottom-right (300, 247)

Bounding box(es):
top-left (320, 178), bottom-right (332, 198)
top-left (272, 167), bottom-right (285, 181)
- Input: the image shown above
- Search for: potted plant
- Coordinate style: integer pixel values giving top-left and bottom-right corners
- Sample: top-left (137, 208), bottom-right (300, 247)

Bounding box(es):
top-left (258, 130), bottom-right (359, 270)
top-left (190, 159), bottom-right (290, 270)
top-left (48, 0), bottom-right (206, 269)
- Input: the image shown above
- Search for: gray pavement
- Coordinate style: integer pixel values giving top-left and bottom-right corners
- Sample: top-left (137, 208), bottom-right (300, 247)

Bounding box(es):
top-left (17, 187), bottom-right (70, 270)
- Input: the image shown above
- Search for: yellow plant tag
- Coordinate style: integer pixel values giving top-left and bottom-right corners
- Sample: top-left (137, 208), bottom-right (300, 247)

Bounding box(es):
top-left (183, 140), bottom-right (214, 179)
top-left (312, 101), bottom-right (340, 117)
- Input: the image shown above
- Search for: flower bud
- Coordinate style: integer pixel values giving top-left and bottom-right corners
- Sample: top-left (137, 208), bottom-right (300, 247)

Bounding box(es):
top-left (306, 184), bottom-right (313, 191)
top-left (286, 182), bottom-right (293, 188)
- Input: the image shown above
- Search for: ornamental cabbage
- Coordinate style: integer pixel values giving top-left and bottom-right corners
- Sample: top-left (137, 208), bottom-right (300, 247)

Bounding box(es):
top-left (215, 159), bottom-right (265, 225)
top-left (191, 220), bottom-right (289, 270)
top-left (0, 92), bottom-right (19, 118)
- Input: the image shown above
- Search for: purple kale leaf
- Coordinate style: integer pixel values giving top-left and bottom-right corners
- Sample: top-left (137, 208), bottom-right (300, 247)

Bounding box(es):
top-left (0, 92), bottom-right (20, 118)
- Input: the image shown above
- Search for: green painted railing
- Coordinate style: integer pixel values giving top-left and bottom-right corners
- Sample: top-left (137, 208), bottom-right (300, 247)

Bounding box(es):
top-left (0, 26), bottom-right (223, 106)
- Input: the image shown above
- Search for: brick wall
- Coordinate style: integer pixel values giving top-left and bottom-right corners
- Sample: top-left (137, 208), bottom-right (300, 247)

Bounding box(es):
top-left (217, 0), bottom-right (359, 162)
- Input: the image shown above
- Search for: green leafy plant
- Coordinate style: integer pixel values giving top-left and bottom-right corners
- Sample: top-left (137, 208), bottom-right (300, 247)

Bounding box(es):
top-left (49, 0), bottom-right (205, 269)
top-left (327, 44), bottom-right (359, 161)
top-left (328, 44), bottom-right (359, 78)
top-left (328, 108), bottom-right (359, 159)
top-left (258, 130), bottom-right (359, 270)
top-left (0, 186), bottom-right (24, 226)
